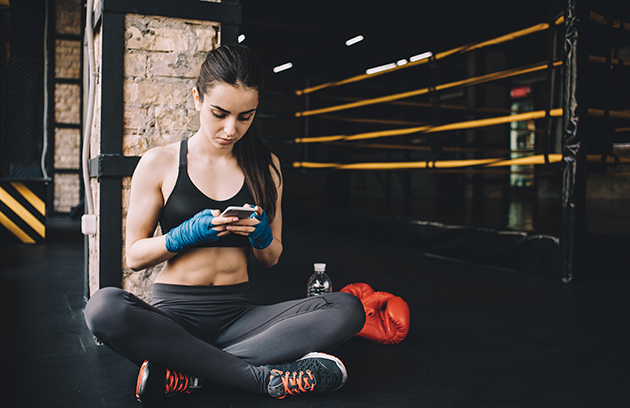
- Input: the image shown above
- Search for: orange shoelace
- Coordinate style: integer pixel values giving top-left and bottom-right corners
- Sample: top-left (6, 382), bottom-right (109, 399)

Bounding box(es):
top-left (273, 369), bottom-right (315, 398)
top-left (165, 369), bottom-right (191, 395)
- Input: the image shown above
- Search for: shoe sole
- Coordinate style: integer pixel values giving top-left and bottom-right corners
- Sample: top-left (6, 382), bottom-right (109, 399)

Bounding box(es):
top-left (136, 360), bottom-right (150, 402)
top-left (298, 352), bottom-right (348, 391)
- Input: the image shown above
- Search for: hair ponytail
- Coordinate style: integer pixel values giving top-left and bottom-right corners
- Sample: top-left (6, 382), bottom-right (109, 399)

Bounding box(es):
top-left (233, 125), bottom-right (281, 221)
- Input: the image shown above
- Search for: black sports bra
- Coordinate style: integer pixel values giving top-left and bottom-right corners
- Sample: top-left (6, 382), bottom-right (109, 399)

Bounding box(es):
top-left (160, 139), bottom-right (255, 247)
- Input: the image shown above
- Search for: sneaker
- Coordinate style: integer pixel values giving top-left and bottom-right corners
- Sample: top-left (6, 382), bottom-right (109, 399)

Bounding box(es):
top-left (265, 352), bottom-right (348, 399)
top-left (135, 360), bottom-right (203, 403)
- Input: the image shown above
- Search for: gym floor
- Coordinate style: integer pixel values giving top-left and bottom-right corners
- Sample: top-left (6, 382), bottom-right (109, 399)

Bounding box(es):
top-left (2, 213), bottom-right (629, 408)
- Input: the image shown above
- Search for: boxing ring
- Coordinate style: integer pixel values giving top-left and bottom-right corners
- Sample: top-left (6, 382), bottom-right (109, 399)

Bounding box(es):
top-left (269, 2), bottom-right (630, 282)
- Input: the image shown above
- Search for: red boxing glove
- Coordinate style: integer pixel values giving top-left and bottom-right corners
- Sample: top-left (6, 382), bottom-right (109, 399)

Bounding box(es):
top-left (341, 284), bottom-right (410, 345)
top-left (340, 282), bottom-right (374, 299)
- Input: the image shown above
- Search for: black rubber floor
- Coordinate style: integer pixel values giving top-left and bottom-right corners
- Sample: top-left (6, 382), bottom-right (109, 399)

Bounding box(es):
top-left (2, 215), bottom-right (629, 408)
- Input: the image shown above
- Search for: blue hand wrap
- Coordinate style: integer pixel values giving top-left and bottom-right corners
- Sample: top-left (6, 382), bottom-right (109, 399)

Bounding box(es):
top-left (164, 209), bottom-right (219, 253)
top-left (248, 209), bottom-right (273, 249)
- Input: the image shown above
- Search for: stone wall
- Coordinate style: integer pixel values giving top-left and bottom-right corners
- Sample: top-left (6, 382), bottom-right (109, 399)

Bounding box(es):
top-left (122, 14), bottom-right (217, 157)
top-left (55, 0), bottom-right (82, 35)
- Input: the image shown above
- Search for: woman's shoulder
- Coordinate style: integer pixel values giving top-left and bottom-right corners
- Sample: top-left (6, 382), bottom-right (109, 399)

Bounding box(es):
top-left (269, 153), bottom-right (283, 187)
top-left (268, 152), bottom-right (282, 173)
top-left (132, 141), bottom-right (181, 181)
top-left (138, 142), bottom-right (179, 167)
top-left (270, 152), bottom-right (281, 166)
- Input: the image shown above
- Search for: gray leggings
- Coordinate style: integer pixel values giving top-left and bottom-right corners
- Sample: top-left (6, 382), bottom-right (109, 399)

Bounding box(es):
top-left (84, 282), bottom-right (365, 394)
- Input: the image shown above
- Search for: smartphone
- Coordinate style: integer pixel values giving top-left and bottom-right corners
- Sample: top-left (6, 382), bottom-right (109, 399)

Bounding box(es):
top-left (220, 206), bottom-right (256, 219)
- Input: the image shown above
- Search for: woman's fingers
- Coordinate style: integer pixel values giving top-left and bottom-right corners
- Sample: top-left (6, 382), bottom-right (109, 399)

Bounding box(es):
top-left (207, 206), bottom-right (264, 235)
top-left (210, 207), bottom-right (239, 226)
top-left (225, 223), bottom-right (256, 236)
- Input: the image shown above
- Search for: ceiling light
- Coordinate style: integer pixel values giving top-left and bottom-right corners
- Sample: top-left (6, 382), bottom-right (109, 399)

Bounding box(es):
top-left (345, 35), bottom-right (364, 46)
top-left (238, 34), bottom-right (246, 43)
top-left (397, 59), bottom-right (408, 66)
top-left (273, 62), bottom-right (293, 73)
top-left (365, 63), bottom-right (397, 75)
top-left (410, 51), bottom-right (433, 62)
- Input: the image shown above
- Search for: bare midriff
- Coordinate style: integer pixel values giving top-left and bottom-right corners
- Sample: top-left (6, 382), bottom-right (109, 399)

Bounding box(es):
top-left (154, 246), bottom-right (250, 286)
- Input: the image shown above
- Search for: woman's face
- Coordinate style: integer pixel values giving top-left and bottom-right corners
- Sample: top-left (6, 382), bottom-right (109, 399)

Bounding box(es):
top-left (194, 83), bottom-right (259, 150)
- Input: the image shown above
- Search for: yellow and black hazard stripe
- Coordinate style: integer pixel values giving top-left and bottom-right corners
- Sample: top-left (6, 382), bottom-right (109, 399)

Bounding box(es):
top-left (0, 181), bottom-right (46, 244)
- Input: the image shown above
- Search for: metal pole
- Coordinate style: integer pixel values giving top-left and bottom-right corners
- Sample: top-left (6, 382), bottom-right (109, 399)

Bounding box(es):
top-left (560, 0), bottom-right (589, 283)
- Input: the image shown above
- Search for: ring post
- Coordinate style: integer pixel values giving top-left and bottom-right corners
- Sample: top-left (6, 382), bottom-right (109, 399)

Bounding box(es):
top-left (561, 0), bottom-right (589, 283)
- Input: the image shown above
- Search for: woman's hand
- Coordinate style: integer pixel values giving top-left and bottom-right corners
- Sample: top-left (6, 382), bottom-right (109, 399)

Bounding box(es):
top-left (225, 205), bottom-right (273, 249)
top-left (164, 209), bottom-right (239, 253)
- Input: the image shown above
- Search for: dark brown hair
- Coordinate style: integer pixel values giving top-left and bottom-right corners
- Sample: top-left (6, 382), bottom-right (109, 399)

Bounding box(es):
top-left (196, 44), bottom-right (281, 220)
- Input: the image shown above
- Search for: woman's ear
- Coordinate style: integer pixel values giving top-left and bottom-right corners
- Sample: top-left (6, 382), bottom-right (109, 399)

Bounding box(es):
top-left (192, 87), bottom-right (202, 111)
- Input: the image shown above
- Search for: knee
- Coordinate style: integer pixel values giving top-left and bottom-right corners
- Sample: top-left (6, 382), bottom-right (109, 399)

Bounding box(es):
top-left (84, 287), bottom-right (128, 339)
top-left (331, 292), bottom-right (366, 334)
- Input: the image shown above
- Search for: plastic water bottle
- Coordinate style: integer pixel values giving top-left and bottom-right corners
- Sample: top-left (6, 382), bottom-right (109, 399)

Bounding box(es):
top-left (307, 263), bottom-right (332, 296)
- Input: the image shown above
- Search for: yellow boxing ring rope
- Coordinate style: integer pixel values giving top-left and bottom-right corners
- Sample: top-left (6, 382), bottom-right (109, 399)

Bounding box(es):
top-left (289, 11), bottom-right (630, 173)
top-left (588, 11), bottom-right (630, 31)
top-left (319, 96), bottom-right (514, 115)
top-left (295, 61), bottom-right (563, 118)
top-left (295, 23), bottom-right (556, 96)
top-left (294, 12), bottom-right (628, 96)
top-left (293, 154), bottom-right (630, 171)
top-left (294, 109), bottom-right (630, 144)
top-left (295, 109), bottom-right (565, 144)
top-left (292, 107), bottom-right (630, 171)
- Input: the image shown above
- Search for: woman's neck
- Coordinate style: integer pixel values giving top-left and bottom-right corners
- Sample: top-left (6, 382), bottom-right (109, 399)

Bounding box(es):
top-left (188, 132), bottom-right (235, 163)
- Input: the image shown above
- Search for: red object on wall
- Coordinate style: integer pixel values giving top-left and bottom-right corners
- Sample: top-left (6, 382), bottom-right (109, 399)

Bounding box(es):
top-left (510, 86), bottom-right (532, 99)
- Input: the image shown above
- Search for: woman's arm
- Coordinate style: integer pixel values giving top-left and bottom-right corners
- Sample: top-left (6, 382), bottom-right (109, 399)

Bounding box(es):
top-left (252, 154), bottom-right (284, 268)
top-left (125, 148), bottom-right (178, 271)
top-left (228, 154), bottom-right (283, 268)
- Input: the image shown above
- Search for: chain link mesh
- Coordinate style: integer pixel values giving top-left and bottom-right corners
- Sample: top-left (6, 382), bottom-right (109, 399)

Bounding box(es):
top-left (1, 4), bottom-right (46, 179)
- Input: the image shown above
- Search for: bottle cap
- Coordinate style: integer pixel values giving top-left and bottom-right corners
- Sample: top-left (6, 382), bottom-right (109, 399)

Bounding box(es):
top-left (314, 263), bottom-right (326, 272)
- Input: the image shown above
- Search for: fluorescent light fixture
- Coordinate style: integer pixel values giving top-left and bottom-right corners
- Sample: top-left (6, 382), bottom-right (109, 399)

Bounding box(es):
top-left (365, 63), bottom-right (397, 75)
top-left (273, 62), bottom-right (293, 73)
top-left (410, 51), bottom-right (433, 62)
top-left (345, 35), bottom-right (364, 46)
top-left (238, 34), bottom-right (246, 43)
top-left (397, 59), bottom-right (408, 66)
